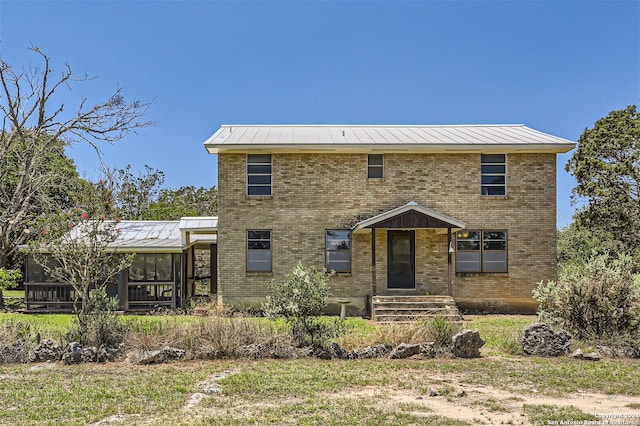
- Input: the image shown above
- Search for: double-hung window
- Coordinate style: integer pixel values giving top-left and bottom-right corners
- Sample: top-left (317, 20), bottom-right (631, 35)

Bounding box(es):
top-left (247, 230), bottom-right (272, 272)
top-left (326, 230), bottom-right (351, 273)
top-left (456, 230), bottom-right (507, 273)
top-left (367, 154), bottom-right (384, 179)
top-left (247, 154), bottom-right (272, 196)
top-left (481, 154), bottom-right (506, 195)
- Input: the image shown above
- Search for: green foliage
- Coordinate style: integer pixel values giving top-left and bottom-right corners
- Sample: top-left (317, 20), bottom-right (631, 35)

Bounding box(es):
top-left (101, 164), bottom-right (165, 220)
top-left (263, 263), bottom-right (343, 347)
top-left (557, 223), bottom-right (620, 272)
top-left (417, 316), bottom-right (460, 349)
top-left (147, 185), bottom-right (218, 219)
top-left (66, 288), bottom-right (128, 347)
top-left (566, 105), bottom-right (640, 264)
top-left (0, 268), bottom-right (21, 291)
top-left (0, 268), bottom-right (22, 310)
top-left (534, 254), bottom-right (640, 341)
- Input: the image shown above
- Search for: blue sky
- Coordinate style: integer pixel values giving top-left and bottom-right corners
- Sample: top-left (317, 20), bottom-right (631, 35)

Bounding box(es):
top-left (0, 0), bottom-right (638, 227)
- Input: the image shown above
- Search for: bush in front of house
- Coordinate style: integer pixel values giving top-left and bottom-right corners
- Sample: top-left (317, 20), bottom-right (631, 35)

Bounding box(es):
top-left (66, 288), bottom-right (128, 348)
top-left (263, 262), bottom-right (346, 348)
top-left (533, 254), bottom-right (640, 343)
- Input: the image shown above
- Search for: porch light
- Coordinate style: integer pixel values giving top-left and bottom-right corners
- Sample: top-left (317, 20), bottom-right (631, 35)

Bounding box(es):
top-left (449, 241), bottom-right (455, 253)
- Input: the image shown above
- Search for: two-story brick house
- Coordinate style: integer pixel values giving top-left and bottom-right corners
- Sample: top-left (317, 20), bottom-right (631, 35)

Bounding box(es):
top-left (204, 125), bottom-right (574, 315)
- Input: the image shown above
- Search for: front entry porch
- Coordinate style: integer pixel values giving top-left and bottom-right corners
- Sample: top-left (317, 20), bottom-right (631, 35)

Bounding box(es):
top-left (351, 201), bottom-right (467, 321)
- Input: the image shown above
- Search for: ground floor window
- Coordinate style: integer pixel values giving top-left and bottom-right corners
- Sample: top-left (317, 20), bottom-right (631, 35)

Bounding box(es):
top-left (247, 229), bottom-right (272, 272)
top-left (456, 230), bottom-right (507, 273)
top-left (326, 230), bottom-right (351, 272)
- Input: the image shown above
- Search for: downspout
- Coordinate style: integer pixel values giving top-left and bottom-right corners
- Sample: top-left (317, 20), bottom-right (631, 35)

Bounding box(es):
top-left (447, 228), bottom-right (453, 297)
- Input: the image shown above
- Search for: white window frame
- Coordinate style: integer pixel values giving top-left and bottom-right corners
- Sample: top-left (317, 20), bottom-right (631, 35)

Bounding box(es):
top-left (247, 229), bottom-right (272, 272)
top-left (247, 154), bottom-right (272, 196)
top-left (481, 154), bottom-right (506, 196)
top-left (367, 154), bottom-right (384, 179)
top-left (326, 230), bottom-right (351, 273)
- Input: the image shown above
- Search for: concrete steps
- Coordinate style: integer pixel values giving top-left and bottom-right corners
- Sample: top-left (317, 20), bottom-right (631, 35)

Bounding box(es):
top-left (372, 295), bottom-right (462, 323)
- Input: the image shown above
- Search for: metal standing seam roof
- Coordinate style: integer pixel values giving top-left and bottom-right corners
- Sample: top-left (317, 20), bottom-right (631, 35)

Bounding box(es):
top-left (204, 124), bottom-right (575, 153)
top-left (108, 221), bottom-right (183, 251)
top-left (102, 218), bottom-right (218, 252)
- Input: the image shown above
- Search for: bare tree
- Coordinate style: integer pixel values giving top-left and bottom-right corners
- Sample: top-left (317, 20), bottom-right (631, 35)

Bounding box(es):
top-left (0, 47), bottom-right (152, 269)
top-left (29, 179), bottom-right (134, 315)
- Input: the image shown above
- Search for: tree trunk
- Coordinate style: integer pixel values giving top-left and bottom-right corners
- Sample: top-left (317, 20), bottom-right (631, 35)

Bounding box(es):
top-left (0, 288), bottom-right (4, 310)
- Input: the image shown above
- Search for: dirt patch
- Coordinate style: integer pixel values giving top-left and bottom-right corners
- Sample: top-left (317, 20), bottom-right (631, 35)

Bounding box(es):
top-left (329, 383), bottom-right (640, 425)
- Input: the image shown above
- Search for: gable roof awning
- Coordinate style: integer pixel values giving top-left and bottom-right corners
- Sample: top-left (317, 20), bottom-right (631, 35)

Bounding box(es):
top-left (351, 201), bottom-right (466, 233)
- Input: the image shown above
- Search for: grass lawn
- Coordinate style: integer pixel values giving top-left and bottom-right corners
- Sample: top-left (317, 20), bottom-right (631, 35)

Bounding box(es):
top-left (0, 313), bottom-right (638, 425)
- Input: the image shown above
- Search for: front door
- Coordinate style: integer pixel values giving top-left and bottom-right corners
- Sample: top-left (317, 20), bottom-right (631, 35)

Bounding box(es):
top-left (387, 230), bottom-right (415, 289)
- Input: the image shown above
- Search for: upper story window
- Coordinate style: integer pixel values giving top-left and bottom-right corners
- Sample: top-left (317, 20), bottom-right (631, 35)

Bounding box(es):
top-left (367, 154), bottom-right (384, 179)
top-left (247, 230), bottom-right (272, 272)
top-left (326, 230), bottom-right (351, 273)
top-left (456, 230), bottom-right (508, 273)
top-left (247, 154), bottom-right (272, 196)
top-left (481, 154), bottom-right (506, 196)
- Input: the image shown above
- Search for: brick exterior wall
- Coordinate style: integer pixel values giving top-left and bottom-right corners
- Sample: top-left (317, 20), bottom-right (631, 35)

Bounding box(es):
top-left (217, 152), bottom-right (557, 314)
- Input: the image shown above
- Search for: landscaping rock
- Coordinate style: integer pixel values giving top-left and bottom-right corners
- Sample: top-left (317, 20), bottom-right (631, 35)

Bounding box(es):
top-left (420, 342), bottom-right (436, 358)
top-left (29, 339), bottom-right (62, 363)
top-left (451, 329), bottom-right (485, 358)
top-left (126, 346), bottom-right (186, 365)
top-left (62, 342), bottom-right (84, 365)
top-left (389, 343), bottom-right (420, 359)
top-left (81, 346), bottom-right (98, 363)
top-left (522, 323), bottom-right (571, 357)
top-left (571, 349), bottom-right (584, 359)
top-left (314, 342), bottom-right (350, 360)
top-left (354, 344), bottom-right (392, 359)
top-left (583, 352), bottom-right (601, 361)
top-left (98, 343), bottom-right (123, 362)
top-left (0, 339), bottom-right (29, 364)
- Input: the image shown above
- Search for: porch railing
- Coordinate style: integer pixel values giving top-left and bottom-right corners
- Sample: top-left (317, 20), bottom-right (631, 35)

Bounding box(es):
top-left (25, 282), bottom-right (79, 312)
top-left (127, 281), bottom-right (175, 310)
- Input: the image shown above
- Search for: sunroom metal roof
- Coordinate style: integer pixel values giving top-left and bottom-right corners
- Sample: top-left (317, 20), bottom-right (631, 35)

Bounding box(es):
top-left (108, 221), bottom-right (182, 252)
top-left (204, 124), bottom-right (575, 154)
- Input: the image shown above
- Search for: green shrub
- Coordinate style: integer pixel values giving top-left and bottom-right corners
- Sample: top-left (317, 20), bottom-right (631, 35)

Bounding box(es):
top-left (263, 263), bottom-right (345, 348)
top-left (534, 254), bottom-right (640, 341)
top-left (66, 288), bottom-right (128, 347)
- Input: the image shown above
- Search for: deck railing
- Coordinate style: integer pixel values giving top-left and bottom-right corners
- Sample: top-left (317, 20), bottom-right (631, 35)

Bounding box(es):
top-left (127, 281), bottom-right (175, 310)
top-left (25, 282), bottom-right (79, 312)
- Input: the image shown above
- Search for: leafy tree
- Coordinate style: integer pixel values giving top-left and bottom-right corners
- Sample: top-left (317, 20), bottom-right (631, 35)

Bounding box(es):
top-left (566, 105), bottom-right (640, 263)
top-left (0, 267), bottom-right (22, 310)
top-left (557, 223), bottom-right (620, 273)
top-left (101, 164), bottom-right (165, 220)
top-left (0, 47), bottom-right (151, 267)
top-left (28, 179), bottom-right (134, 316)
top-left (147, 185), bottom-right (218, 220)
